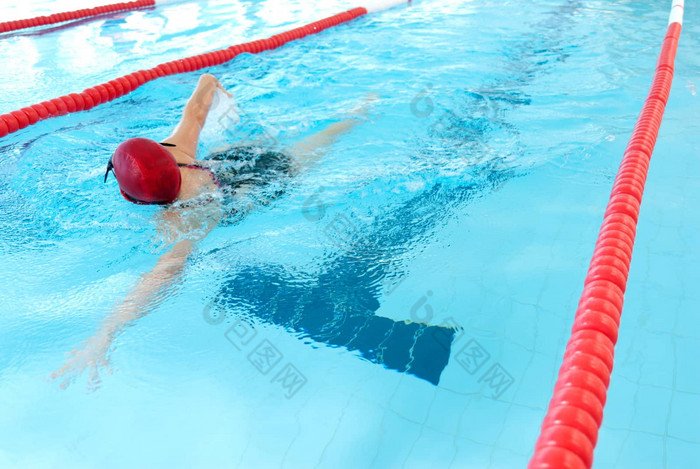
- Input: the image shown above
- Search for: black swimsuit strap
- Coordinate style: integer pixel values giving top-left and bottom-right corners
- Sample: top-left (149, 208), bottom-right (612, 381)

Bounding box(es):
top-left (161, 141), bottom-right (199, 168)
top-left (177, 162), bottom-right (202, 168)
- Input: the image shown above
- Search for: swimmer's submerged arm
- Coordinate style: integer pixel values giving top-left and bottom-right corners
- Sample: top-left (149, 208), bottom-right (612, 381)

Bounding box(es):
top-left (100, 239), bottom-right (194, 339)
top-left (52, 203), bottom-right (222, 388)
top-left (162, 73), bottom-right (233, 158)
top-left (51, 239), bottom-right (195, 386)
top-left (102, 199), bottom-right (222, 346)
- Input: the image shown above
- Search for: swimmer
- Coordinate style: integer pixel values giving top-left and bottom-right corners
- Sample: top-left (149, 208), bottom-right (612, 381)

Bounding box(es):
top-left (52, 73), bottom-right (376, 388)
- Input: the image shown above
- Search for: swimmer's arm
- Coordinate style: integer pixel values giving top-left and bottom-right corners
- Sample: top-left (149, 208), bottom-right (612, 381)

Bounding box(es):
top-left (99, 239), bottom-right (194, 340)
top-left (51, 239), bottom-right (196, 386)
top-left (289, 93), bottom-right (378, 169)
top-left (162, 73), bottom-right (233, 158)
top-left (52, 202), bottom-right (222, 386)
top-left (89, 201), bottom-right (221, 351)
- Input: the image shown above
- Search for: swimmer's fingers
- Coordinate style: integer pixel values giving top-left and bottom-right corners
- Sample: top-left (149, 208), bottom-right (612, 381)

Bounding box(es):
top-left (50, 348), bottom-right (95, 389)
top-left (49, 364), bottom-right (69, 380)
top-left (88, 364), bottom-right (102, 392)
top-left (60, 373), bottom-right (77, 390)
top-left (215, 79), bottom-right (233, 98)
top-left (364, 92), bottom-right (380, 103)
top-left (87, 354), bottom-right (113, 391)
top-left (99, 351), bottom-right (113, 375)
top-left (350, 93), bottom-right (380, 118)
top-left (50, 361), bottom-right (79, 390)
top-left (50, 349), bottom-right (79, 379)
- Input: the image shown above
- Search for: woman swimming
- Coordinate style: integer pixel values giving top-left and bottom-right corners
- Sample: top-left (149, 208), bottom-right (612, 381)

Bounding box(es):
top-left (52, 73), bottom-right (375, 387)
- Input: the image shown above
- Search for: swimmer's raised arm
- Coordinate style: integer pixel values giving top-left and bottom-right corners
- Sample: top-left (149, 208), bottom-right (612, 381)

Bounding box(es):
top-left (162, 74), bottom-right (233, 159)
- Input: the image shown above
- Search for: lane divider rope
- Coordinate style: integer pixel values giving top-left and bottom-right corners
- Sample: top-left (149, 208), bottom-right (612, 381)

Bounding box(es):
top-left (0, 0), bottom-right (155, 35)
top-left (528, 1), bottom-right (684, 468)
top-left (0, 1), bottom-right (410, 139)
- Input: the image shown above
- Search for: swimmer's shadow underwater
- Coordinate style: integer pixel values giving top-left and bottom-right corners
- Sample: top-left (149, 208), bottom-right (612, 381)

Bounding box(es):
top-left (208, 173), bottom-right (512, 386)
top-left (212, 253), bottom-right (459, 386)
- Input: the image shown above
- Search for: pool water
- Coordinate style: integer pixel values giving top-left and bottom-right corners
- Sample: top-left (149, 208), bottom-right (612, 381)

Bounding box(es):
top-left (1, 0), bottom-right (699, 467)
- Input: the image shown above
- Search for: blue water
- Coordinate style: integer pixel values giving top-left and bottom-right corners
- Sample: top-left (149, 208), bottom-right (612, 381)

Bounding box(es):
top-left (1, 0), bottom-right (699, 467)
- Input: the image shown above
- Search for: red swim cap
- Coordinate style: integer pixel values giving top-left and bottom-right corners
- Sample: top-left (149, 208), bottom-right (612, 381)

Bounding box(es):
top-left (106, 138), bottom-right (182, 204)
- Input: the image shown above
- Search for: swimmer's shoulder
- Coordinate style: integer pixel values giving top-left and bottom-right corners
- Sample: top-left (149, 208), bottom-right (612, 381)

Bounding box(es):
top-left (160, 140), bottom-right (198, 165)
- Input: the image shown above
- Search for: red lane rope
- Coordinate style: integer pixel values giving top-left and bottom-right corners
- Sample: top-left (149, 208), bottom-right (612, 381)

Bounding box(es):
top-left (0, 7), bottom-right (368, 139)
top-left (528, 10), bottom-right (683, 469)
top-left (0, 0), bottom-right (155, 34)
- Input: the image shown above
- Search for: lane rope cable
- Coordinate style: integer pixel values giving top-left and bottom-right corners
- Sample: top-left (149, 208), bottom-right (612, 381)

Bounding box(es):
top-left (0, 0), bottom-right (155, 35)
top-left (528, 1), bottom-right (684, 468)
top-left (0, 1), bottom-right (410, 139)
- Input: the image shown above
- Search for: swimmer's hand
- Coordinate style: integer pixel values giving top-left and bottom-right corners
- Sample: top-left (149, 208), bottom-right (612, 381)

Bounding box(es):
top-left (350, 92), bottom-right (380, 118)
top-left (201, 73), bottom-right (233, 98)
top-left (164, 74), bottom-right (233, 157)
top-left (50, 334), bottom-right (112, 390)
